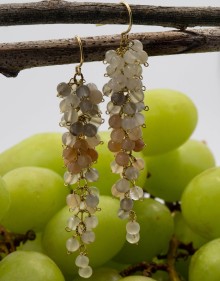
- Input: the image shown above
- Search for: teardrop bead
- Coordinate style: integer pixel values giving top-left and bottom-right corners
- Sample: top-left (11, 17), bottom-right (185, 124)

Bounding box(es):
top-left (63, 147), bottom-right (77, 162)
top-left (86, 135), bottom-right (101, 147)
top-left (123, 102), bottom-right (137, 115)
top-left (67, 162), bottom-right (82, 174)
top-left (111, 92), bottom-right (127, 106)
top-left (102, 83), bottom-right (113, 97)
top-left (111, 184), bottom-right (124, 199)
top-left (105, 50), bottom-right (117, 63)
top-left (130, 90), bottom-right (144, 103)
top-left (79, 100), bottom-right (93, 114)
top-left (87, 148), bottom-right (98, 162)
top-left (87, 83), bottom-right (98, 92)
top-left (64, 109), bottom-right (78, 124)
top-left (74, 139), bottom-right (89, 152)
top-left (64, 171), bottom-right (79, 185)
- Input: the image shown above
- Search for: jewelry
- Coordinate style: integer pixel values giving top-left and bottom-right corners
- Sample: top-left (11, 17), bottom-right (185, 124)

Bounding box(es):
top-left (57, 36), bottom-right (103, 278)
top-left (103, 1), bottom-right (148, 244)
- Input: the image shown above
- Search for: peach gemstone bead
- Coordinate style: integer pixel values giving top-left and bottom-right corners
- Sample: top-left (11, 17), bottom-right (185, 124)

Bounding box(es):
top-left (109, 114), bottom-right (122, 129)
top-left (110, 129), bottom-right (125, 143)
top-left (77, 154), bottom-right (92, 168)
top-left (108, 140), bottom-right (121, 152)
top-left (121, 138), bottom-right (135, 151)
top-left (63, 147), bottom-right (77, 162)
top-left (115, 151), bottom-right (130, 166)
top-left (67, 162), bottom-right (82, 174)
top-left (134, 139), bottom-right (145, 152)
top-left (74, 139), bottom-right (89, 152)
top-left (128, 126), bottom-right (142, 141)
top-left (87, 148), bottom-right (98, 162)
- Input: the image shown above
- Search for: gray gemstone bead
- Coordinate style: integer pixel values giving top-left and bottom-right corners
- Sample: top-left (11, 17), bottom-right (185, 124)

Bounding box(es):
top-left (120, 198), bottom-right (133, 211)
top-left (70, 121), bottom-right (84, 136)
top-left (79, 100), bottom-right (93, 113)
top-left (84, 123), bottom-right (97, 137)
top-left (111, 92), bottom-right (127, 106)
top-left (57, 82), bottom-right (71, 97)
top-left (76, 85), bottom-right (90, 99)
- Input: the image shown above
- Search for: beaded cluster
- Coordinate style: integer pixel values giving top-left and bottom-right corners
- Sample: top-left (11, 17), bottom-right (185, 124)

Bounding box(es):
top-left (103, 39), bottom-right (148, 244)
top-left (57, 76), bottom-right (103, 278)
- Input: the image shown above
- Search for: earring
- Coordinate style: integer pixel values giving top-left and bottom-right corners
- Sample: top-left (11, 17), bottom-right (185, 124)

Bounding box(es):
top-left (103, 1), bottom-right (148, 244)
top-left (57, 36), bottom-right (103, 278)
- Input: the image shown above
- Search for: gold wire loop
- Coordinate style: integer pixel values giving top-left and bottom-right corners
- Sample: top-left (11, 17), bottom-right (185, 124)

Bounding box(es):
top-left (73, 35), bottom-right (85, 85)
top-left (120, 0), bottom-right (133, 44)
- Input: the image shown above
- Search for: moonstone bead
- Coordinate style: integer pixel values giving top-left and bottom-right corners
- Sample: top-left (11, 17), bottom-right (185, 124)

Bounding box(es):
top-left (106, 64), bottom-right (117, 76)
top-left (85, 168), bottom-right (99, 182)
top-left (124, 50), bottom-right (137, 64)
top-left (125, 166), bottom-right (139, 180)
top-left (111, 128), bottom-right (125, 143)
top-left (121, 116), bottom-right (136, 130)
top-left (78, 266), bottom-right (93, 278)
top-left (111, 184), bottom-right (124, 199)
top-left (121, 138), bottom-right (135, 151)
top-left (75, 255), bottom-right (89, 268)
top-left (57, 82), bottom-right (71, 97)
top-left (110, 161), bottom-right (123, 174)
top-left (64, 109), bottom-right (78, 123)
top-left (133, 158), bottom-right (145, 170)
top-left (126, 232), bottom-right (140, 244)
top-left (136, 101), bottom-right (145, 112)
top-left (107, 101), bottom-right (121, 115)
top-left (86, 135), bottom-right (101, 147)
top-left (115, 178), bottom-right (130, 193)
top-left (87, 83), bottom-right (98, 92)
top-left (70, 121), bottom-right (84, 136)
top-left (137, 50), bottom-right (148, 64)
top-left (109, 114), bottom-right (122, 129)
top-left (86, 194), bottom-right (99, 208)
top-left (108, 79), bottom-right (123, 92)
top-left (127, 78), bottom-right (142, 91)
top-left (89, 104), bottom-right (100, 116)
top-left (126, 221), bottom-right (140, 235)
top-left (129, 90), bottom-right (144, 102)
top-left (85, 215), bottom-right (98, 229)
top-left (81, 231), bottom-right (95, 244)
top-left (67, 94), bottom-right (81, 109)
top-left (76, 85), bottom-right (90, 99)
top-left (123, 102), bottom-right (137, 115)
top-left (84, 123), bottom-right (97, 137)
top-left (115, 151), bottom-right (130, 166)
top-left (130, 186), bottom-right (144, 200)
top-left (66, 237), bottom-right (80, 252)
top-left (128, 127), bottom-right (142, 141)
top-left (62, 132), bottom-right (76, 147)
top-left (66, 193), bottom-right (81, 209)
top-left (134, 139), bottom-right (145, 152)
top-left (79, 100), bottom-right (93, 113)
top-left (88, 186), bottom-right (100, 196)
top-left (109, 55), bottom-right (124, 70)
top-left (120, 198), bottom-right (133, 211)
top-left (64, 171), bottom-right (79, 185)
top-left (118, 209), bottom-right (130, 220)
top-left (105, 50), bottom-right (117, 63)
top-left (123, 64), bottom-right (142, 78)
top-left (90, 116), bottom-right (103, 127)
top-left (134, 112), bottom-right (145, 126)
top-left (66, 216), bottom-right (81, 231)
top-left (130, 40), bottom-right (143, 51)
top-left (102, 83), bottom-right (113, 97)
top-left (108, 140), bottom-right (121, 152)
top-left (89, 90), bottom-right (103, 104)
top-left (111, 92), bottom-right (127, 106)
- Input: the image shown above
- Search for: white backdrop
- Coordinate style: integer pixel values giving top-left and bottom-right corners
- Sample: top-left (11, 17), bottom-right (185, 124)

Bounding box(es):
top-left (0, 0), bottom-right (220, 162)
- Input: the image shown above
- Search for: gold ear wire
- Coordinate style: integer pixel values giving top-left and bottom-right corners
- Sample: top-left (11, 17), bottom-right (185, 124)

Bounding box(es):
top-left (120, 0), bottom-right (133, 43)
top-left (73, 35), bottom-right (85, 84)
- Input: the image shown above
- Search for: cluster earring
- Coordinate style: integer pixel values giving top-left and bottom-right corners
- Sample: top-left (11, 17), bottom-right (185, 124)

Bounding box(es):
top-left (57, 36), bottom-right (104, 278)
top-left (103, 1), bottom-right (148, 244)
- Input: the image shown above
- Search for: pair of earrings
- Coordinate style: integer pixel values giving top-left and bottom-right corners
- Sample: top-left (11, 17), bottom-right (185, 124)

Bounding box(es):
top-left (57, 1), bottom-right (148, 278)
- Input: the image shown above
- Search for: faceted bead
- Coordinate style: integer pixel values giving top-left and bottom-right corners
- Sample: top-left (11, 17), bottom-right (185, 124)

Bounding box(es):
top-left (115, 152), bottom-right (130, 166)
top-left (66, 193), bottom-right (81, 209)
top-left (126, 221), bottom-right (140, 235)
top-left (115, 178), bottom-right (130, 193)
top-left (109, 114), bottom-right (122, 129)
top-left (76, 85), bottom-right (90, 99)
top-left (121, 138), bottom-right (135, 151)
top-left (130, 90), bottom-right (144, 103)
top-left (111, 128), bottom-right (125, 143)
top-left (86, 135), bottom-right (101, 147)
top-left (121, 116), bottom-right (136, 130)
top-left (66, 216), bottom-right (81, 231)
top-left (84, 123), bottom-right (97, 138)
top-left (108, 140), bottom-right (121, 152)
top-left (89, 90), bottom-right (103, 104)
top-left (134, 139), bottom-right (145, 152)
top-left (79, 100), bottom-right (93, 113)
top-left (111, 92), bottom-right (127, 106)
top-left (123, 102), bottom-right (137, 115)
top-left (81, 231), bottom-right (95, 244)
top-left (118, 209), bottom-right (130, 220)
top-left (102, 83), bottom-right (113, 97)
top-left (87, 83), bottom-right (98, 92)
top-left (107, 101), bottom-right (121, 115)
top-left (67, 162), bottom-right (82, 174)
top-left (105, 49), bottom-right (117, 63)
top-left (57, 82), bottom-right (71, 97)
top-left (130, 186), bottom-right (144, 200)
top-left (64, 109), bottom-right (78, 124)
top-left (128, 127), bottom-right (142, 141)
top-left (63, 147), bottom-right (77, 161)
top-left (84, 215), bottom-right (98, 230)
top-left (111, 161), bottom-right (123, 174)
top-left (133, 158), bottom-right (145, 170)
top-left (86, 194), bottom-right (99, 208)
top-left (77, 154), bottom-right (92, 168)
top-left (64, 171), bottom-right (79, 185)
top-left (70, 122), bottom-right (84, 136)
top-left (125, 166), bottom-right (139, 180)
top-left (85, 168), bottom-right (99, 182)
top-left (111, 184), bottom-right (124, 199)
top-left (62, 132), bottom-right (76, 147)
top-left (66, 237), bottom-right (80, 252)
top-left (87, 148), bottom-right (98, 162)
top-left (74, 139), bottom-right (89, 152)
top-left (120, 198), bottom-right (133, 211)
top-left (78, 266), bottom-right (93, 278)
top-left (126, 232), bottom-right (140, 244)
top-left (75, 255), bottom-right (89, 268)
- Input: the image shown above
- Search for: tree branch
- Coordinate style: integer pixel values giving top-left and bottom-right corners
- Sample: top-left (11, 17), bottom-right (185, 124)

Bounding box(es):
top-left (0, 1), bottom-right (219, 29)
top-left (0, 28), bottom-right (219, 78)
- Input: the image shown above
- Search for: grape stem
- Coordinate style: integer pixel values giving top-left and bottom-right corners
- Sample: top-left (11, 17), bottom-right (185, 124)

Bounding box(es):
top-left (0, 225), bottom-right (36, 260)
top-left (167, 236), bottom-right (181, 281)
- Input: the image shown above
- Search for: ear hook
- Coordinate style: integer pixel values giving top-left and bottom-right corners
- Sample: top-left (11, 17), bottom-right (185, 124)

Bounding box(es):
top-left (75, 35), bottom-right (84, 74)
top-left (120, 0), bottom-right (133, 40)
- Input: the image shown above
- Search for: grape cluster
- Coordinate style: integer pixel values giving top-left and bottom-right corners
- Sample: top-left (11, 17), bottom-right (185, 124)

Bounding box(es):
top-left (57, 81), bottom-right (103, 278)
top-left (103, 39), bottom-right (148, 244)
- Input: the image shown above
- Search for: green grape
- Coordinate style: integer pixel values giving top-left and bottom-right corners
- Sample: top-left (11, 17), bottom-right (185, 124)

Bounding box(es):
top-left (17, 232), bottom-right (45, 254)
top-left (189, 238), bottom-right (220, 281)
top-left (144, 139), bottom-right (215, 202)
top-left (174, 211), bottom-right (208, 249)
top-left (152, 271), bottom-right (170, 281)
top-left (119, 276), bottom-right (156, 281)
top-left (0, 177), bottom-right (10, 221)
top-left (142, 89), bottom-right (198, 156)
top-left (2, 167), bottom-right (68, 233)
top-left (95, 131), bottom-right (147, 196)
top-left (42, 196), bottom-right (126, 276)
top-left (181, 167), bottom-right (220, 240)
top-left (104, 260), bottom-right (129, 272)
top-left (175, 257), bottom-right (190, 281)
top-left (114, 198), bottom-right (174, 264)
top-left (0, 251), bottom-right (65, 281)
top-left (0, 133), bottom-right (64, 176)
top-left (73, 267), bottom-right (121, 281)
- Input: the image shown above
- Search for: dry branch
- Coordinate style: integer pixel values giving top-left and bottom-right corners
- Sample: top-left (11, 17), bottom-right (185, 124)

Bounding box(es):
top-left (0, 1), bottom-right (220, 29)
top-left (0, 28), bottom-right (219, 78)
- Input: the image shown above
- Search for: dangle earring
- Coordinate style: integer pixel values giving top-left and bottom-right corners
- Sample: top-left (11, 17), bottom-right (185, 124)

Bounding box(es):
top-left (57, 36), bottom-right (104, 278)
top-left (103, 1), bottom-right (148, 244)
